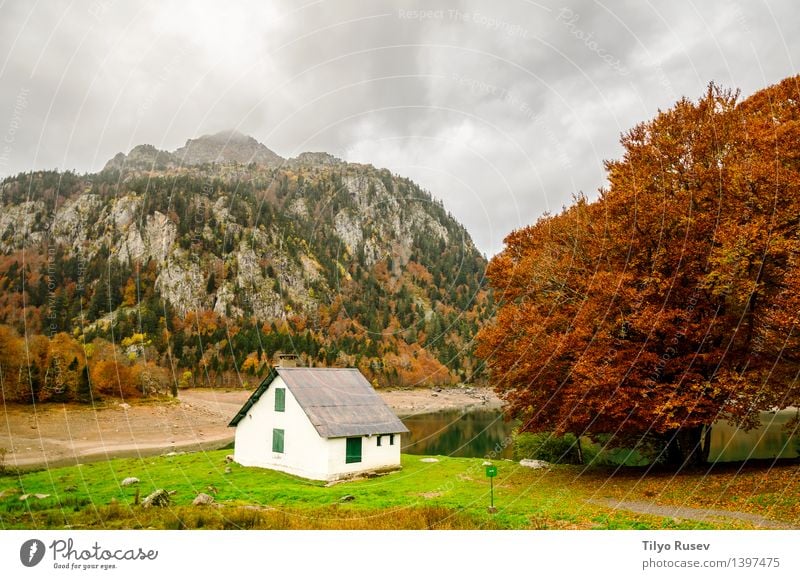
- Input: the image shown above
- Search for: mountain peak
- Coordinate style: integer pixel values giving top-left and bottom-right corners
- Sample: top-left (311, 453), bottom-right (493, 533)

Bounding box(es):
top-left (174, 130), bottom-right (284, 166)
top-left (102, 130), bottom-right (285, 171)
top-left (288, 151), bottom-right (344, 167)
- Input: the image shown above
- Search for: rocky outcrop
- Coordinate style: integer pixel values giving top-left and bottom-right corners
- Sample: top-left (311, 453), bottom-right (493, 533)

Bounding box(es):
top-left (155, 252), bottom-right (207, 315)
top-left (234, 243), bottom-right (283, 319)
top-left (289, 151), bottom-right (343, 167)
top-left (103, 144), bottom-right (175, 172)
top-left (0, 200), bottom-right (46, 252)
top-left (334, 211), bottom-right (363, 255)
top-left (52, 194), bottom-right (106, 250)
top-left (115, 211), bottom-right (176, 265)
top-left (111, 195), bottom-right (142, 230)
top-left (174, 130), bottom-right (283, 167)
top-left (103, 130), bottom-right (283, 172)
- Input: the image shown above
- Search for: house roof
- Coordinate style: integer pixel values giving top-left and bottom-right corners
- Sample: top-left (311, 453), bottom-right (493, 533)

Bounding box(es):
top-left (228, 367), bottom-right (409, 438)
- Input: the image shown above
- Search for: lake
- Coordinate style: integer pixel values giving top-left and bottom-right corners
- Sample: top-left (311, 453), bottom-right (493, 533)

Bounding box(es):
top-left (401, 408), bottom-right (517, 459)
top-left (710, 409), bottom-right (800, 462)
top-left (402, 407), bottom-right (800, 463)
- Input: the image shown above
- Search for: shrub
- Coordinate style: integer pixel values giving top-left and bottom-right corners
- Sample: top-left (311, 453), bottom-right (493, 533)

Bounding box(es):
top-left (512, 431), bottom-right (585, 464)
top-left (583, 434), bottom-right (666, 467)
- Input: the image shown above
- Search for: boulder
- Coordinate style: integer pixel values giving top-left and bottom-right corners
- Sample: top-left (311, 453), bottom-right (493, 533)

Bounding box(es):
top-left (192, 493), bottom-right (215, 506)
top-left (339, 495), bottom-right (355, 503)
top-left (519, 459), bottom-right (550, 469)
top-left (121, 477), bottom-right (140, 487)
top-left (420, 458), bottom-right (439, 463)
top-left (141, 489), bottom-right (171, 508)
top-left (225, 454), bottom-right (234, 463)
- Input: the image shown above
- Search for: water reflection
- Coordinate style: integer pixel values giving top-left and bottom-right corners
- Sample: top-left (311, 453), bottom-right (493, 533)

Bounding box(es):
top-left (402, 407), bottom-right (800, 463)
top-left (401, 408), bottom-right (516, 459)
top-left (710, 409), bottom-right (799, 462)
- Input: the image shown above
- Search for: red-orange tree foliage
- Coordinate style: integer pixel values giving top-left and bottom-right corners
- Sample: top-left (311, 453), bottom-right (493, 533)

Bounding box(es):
top-left (477, 77), bottom-right (800, 464)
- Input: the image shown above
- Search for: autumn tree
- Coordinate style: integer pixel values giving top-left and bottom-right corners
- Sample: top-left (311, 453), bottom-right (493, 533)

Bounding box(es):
top-left (477, 77), bottom-right (800, 467)
top-left (0, 325), bottom-right (24, 402)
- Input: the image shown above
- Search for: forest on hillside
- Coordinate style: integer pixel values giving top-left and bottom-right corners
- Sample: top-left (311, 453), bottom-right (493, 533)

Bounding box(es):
top-left (0, 160), bottom-right (491, 404)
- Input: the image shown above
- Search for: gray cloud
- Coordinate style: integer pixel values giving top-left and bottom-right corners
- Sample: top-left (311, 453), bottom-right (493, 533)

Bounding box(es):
top-left (1, 0), bottom-right (797, 255)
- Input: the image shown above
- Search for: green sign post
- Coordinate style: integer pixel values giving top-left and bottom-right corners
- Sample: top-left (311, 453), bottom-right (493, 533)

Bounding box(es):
top-left (485, 465), bottom-right (497, 513)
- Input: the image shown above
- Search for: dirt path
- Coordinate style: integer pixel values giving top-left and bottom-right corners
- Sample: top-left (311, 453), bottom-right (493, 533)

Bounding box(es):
top-left (0, 385), bottom-right (501, 469)
top-left (587, 498), bottom-right (798, 529)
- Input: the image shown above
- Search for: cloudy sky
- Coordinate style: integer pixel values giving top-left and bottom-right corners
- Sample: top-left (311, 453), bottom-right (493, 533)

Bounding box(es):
top-left (0, 0), bottom-right (796, 256)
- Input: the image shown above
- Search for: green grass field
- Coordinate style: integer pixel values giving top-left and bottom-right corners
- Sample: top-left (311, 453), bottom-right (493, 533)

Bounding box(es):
top-left (1, 451), bottom-right (798, 530)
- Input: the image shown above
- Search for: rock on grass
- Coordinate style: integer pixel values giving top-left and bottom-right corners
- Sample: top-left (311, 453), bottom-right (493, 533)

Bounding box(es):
top-left (192, 493), bottom-right (214, 506)
top-left (141, 489), bottom-right (171, 508)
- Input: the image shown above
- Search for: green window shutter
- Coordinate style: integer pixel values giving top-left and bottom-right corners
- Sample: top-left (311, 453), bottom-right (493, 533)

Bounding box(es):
top-left (345, 437), bottom-right (362, 464)
top-left (389, 434), bottom-right (395, 446)
top-left (274, 388), bottom-right (285, 412)
top-left (376, 435), bottom-right (382, 447)
top-left (272, 428), bottom-right (284, 453)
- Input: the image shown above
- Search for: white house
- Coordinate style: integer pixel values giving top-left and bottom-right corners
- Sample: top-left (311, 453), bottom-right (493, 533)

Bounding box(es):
top-left (228, 367), bottom-right (409, 481)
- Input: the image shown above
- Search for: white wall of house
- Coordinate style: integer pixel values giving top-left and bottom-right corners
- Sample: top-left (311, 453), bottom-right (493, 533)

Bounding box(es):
top-left (233, 375), bottom-right (330, 480)
top-left (326, 433), bottom-right (402, 478)
top-left (233, 375), bottom-right (404, 481)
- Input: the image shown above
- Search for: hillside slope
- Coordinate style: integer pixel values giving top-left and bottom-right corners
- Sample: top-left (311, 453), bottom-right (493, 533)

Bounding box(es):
top-left (0, 132), bottom-right (490, 401)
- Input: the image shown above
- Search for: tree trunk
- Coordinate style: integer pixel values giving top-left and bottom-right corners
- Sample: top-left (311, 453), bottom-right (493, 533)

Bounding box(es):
top-left (663, 426), bottom-right (708, 469)
top-left (575, 437), bottom-right (584, 465)
top-left (701, 424), bottom-right (712, 463)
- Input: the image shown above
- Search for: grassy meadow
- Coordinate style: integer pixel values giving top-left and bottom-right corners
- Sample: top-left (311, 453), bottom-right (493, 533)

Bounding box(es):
top-left (1, 451), bottom-right (798, 530)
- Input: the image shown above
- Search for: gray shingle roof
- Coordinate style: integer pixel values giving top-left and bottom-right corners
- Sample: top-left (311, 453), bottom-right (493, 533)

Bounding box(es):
top-left (228, 367), bottom-right (409, 438)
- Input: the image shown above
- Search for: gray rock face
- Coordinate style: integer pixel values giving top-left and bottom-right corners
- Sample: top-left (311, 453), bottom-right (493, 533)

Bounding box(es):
top-left (141, 489), bottom-right (171, 508)
top-left (103, 144), bottom-right (175, 172)
top-left (103, 130), bottom-right (284, 172)
top-left (155, 252), bottom-right (207, 315)
top-left (116, 211), bottom-right (176, 265)
top-left (120, 477), bottom-right (140, 487)
top-left (0, 200), bottom-right (45, 252)
top-left (174, 130), bottom-right (283, 167)
top-left (52, 194), bottom-right (106, 251)
top-left (288, 152), bottom-right (343, 167)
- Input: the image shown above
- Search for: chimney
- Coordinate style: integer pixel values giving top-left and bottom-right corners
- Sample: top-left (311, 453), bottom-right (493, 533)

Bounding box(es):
top-left (275, 352), bottom-right (300, 368)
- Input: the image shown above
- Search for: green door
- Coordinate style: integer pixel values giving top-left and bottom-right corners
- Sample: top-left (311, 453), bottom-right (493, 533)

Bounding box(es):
top-left (345, 437), bottom-right (362, 464)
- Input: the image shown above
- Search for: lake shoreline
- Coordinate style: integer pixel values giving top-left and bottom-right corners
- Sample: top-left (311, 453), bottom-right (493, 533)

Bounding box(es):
top-left (0, 385), bottom-right (503, 470)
